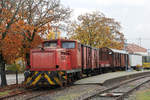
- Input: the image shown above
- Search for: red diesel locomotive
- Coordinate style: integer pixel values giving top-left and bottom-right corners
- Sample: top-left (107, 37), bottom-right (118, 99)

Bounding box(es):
top-left (24, 39), bottom-right (129, 86)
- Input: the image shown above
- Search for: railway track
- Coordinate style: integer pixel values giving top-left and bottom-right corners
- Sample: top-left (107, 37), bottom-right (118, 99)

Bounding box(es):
top-left (0, 78), bottom-right (82, 100)
top-left (1, 85), bottom-right (73, 100)
top-left (22, 87), bottom-right (64, 100)
top-left (0, 72), bottom-right (93, 100)
top-left (17, 76), bottom-right (89, 100)
top-left (0, 84), bottom-right (19, 91)
top-left (0, 74), bottom-right (88, 100)
top-left (1, 73), bottom-right (150, 100)
top-left (0, 86), bottom-right (37, 100)
top-left (86, 74), bottom-right (150, 100)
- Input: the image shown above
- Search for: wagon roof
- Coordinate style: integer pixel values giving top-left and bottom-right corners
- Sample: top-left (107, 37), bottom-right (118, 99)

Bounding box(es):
top-left (110, 48), bottom-right (128, 54)
top-left (101, 47), bottom-right (128, 54)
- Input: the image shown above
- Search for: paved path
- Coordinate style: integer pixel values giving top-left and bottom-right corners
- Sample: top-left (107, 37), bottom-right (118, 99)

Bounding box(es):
top-left (75, 70), bottom-right (150, 85)
top-left (0, 74), bottom-right (24, 85)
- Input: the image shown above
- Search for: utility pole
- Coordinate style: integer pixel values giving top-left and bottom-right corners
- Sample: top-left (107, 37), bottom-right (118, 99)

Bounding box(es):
top-left (138, 37), bottom-right (142, 47)
top-left (124, 39), bottom-right (127, 51)
top-left (55, 26), bottom-right (58, 39)
top-left (51, 25), bottom-right (58, 39)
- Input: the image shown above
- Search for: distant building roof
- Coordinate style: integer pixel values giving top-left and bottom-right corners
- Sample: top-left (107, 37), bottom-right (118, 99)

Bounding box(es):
top-left (126, 43), bottom-right (147, 54)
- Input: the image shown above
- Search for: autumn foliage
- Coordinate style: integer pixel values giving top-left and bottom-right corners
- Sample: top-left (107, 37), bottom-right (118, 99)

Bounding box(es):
top-left (1, 33), bottom-right (23, 63)
top-left (0, 0), bottom-right (71, 63)
top-left (67, 12), bottom-right (125, 49)
top-left (0, 21), bottom-right (41, 63)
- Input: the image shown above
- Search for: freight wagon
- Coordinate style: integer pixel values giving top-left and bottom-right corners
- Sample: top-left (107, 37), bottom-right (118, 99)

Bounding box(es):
top-left (99, 47), bottom-right (129, 72)
top-left (129, 54), bottom-right (142, 69)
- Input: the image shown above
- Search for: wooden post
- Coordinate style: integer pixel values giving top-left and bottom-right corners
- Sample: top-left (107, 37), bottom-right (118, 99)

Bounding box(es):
top-left (0, 54), bottom-right (7, 87)
top-left (16, 71), bottom-right (18, 85)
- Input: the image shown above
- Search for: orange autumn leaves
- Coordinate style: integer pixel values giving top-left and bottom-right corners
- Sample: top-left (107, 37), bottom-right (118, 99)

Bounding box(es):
top-left (0, 0), bottom-right (71, 64)
top-left (0, 20), bottom-right (42, 64)
top-left (1, 33), bottom-right (23, 63)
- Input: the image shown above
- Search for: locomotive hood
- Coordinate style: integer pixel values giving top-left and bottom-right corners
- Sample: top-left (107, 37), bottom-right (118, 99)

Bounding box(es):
top-left (30, 48), bottom-right (69, 71)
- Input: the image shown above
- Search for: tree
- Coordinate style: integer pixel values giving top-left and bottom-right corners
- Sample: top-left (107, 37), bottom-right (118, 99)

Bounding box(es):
top-left (0, 0), bottom-right (25, 86)
top-left (15, 0), bottom-right (71, 60)
top-left (67, 11), bottom-right (124, 49)
top-left (46, 27), bottom-right (61, 39)
top-left (0, 0), bottom-right (71, 86)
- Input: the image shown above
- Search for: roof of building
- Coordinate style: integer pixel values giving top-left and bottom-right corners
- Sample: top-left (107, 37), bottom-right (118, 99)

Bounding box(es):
top-left (110, 48), bottom-right (128, 54)
top-left (126, 43), bottom-right (147, 54)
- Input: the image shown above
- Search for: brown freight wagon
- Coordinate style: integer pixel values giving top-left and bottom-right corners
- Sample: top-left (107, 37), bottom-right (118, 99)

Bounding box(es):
top-left (81, 44), bottom-right (100, 76)
top-left (99, 47), bottom-right (129, 72)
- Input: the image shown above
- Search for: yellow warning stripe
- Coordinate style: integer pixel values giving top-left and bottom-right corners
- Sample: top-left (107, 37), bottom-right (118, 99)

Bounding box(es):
top-left (34, 71), bottom-right (39, 75)
top-left (26, 71), bottom-right (39, 84)
top-left (44, 74), bottom-right (55, 85)
top-left (26, 71), bottom-right (66, 86)
top-left (31, 74), bottom-right (42, 86)
top-left (26, 77), bottom-right (32, 84)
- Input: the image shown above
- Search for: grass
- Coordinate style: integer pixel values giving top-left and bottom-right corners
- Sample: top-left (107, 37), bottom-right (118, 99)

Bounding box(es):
top-left (0, 90), bottom-right (11, 96)
top-left (56, 94), bottom-right (80, 100)
top-left (136, 89), bottom-right (150, 100)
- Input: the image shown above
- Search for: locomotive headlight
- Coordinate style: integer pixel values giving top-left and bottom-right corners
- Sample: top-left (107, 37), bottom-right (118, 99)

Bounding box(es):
top-left (109, 52), bottom-right (112, 55)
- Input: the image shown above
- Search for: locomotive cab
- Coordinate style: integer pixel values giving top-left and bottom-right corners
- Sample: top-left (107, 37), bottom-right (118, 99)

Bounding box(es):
top-left (42, 39), bottom-right (81, 71)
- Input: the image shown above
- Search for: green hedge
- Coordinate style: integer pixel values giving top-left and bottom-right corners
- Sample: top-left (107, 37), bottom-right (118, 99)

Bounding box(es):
top-left (6, 63), bottom-right (25, 73)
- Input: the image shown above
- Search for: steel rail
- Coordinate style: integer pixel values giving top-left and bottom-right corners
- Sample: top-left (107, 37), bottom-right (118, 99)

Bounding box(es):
top-left (116, 78), bottom-right (150, 100)
top-left (85, 74), bottom-right (150, 100)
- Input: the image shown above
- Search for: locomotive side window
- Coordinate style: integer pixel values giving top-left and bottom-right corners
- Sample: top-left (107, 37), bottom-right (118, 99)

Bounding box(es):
top-left (44, 41), bottom-right (57, 47)
top-left (62, 41), bottom-right (75, 49)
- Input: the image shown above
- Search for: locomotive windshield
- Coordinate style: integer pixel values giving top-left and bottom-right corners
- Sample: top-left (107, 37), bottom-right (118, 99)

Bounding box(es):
top-left (44, 41), bottom-right (57, 48)
top-left (62, 41), bottom-right (75, 49)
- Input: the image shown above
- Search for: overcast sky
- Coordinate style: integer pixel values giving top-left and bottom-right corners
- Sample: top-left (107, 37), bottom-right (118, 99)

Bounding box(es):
top-left (61, 0), bottom-right (150, 49)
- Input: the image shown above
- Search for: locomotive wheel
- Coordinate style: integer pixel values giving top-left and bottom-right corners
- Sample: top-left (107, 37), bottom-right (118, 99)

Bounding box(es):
top-left (78, 72), bottom-right (83, 79)
top-left (62, 80), bottom-right (68, 87)
top-left (67, 73), bottom-right (73, 85)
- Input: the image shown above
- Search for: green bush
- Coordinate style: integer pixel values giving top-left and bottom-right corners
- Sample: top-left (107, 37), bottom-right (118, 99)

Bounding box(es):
top-left (6, 64), bottom-right (19, 72)
top-left (6, 63), bottom-right (26, 73)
